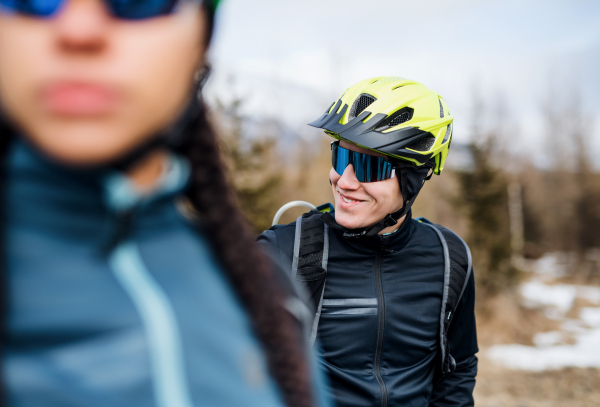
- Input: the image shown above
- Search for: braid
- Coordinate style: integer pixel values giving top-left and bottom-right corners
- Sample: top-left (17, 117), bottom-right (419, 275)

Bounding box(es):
top-left (180, 100), bottom-right (314, 407)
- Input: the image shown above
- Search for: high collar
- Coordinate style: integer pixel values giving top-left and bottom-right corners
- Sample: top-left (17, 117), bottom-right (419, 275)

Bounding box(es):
top-left (324, 209), bottom-right (414, 253)
top-left (5, 138), bottom-right (190, 247)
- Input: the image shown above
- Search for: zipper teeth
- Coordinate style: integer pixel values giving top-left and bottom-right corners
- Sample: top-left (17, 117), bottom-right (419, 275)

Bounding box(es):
top-left (374, 250), bottom-right (388, 407)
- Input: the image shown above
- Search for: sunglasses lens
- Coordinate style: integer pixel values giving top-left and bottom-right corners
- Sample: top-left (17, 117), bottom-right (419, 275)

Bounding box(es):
top-left (109, 0), bottom-right (177, 19)
top-left (332, 143), bottom-right (395, 183)
top-left (0, 0), bottom-right (61, 17)
top-left (0, 0), bottom-right (178, 19)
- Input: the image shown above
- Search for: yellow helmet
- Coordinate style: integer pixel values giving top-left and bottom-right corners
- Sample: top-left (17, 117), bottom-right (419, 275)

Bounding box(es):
top-left (309, 76), bottom-right (453, 175)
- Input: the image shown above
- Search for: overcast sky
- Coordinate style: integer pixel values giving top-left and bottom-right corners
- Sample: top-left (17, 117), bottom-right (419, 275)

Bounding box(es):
top-left (205, 0), bottom-right (600, 165)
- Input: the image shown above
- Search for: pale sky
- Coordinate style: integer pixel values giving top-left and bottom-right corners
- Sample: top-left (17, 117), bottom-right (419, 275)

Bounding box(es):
top-left (205, 0), bottom-right (600, 166)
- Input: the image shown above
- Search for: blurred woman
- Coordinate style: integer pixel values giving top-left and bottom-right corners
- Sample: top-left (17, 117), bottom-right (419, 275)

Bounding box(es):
top-left (0, 1), bottom-right (327, 406)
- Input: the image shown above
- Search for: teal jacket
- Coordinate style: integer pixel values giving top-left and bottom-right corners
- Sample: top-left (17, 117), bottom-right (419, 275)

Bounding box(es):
top-left (3, 139), bottom-right (330, 407)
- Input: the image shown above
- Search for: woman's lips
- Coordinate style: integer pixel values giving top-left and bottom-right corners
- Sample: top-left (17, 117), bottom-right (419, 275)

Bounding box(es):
top-left (41, 82), bottom-right (120, 116)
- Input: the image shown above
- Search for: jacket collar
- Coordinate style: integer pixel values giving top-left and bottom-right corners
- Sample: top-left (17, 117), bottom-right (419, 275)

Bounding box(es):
top-left (322, 209), bottom-right (414, 252)
top-left (6, 138), bottom-right (190, 246)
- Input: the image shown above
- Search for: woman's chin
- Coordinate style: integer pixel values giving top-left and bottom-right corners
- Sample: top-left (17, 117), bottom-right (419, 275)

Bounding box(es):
top-left (21, 123), bottom-right (153, 166)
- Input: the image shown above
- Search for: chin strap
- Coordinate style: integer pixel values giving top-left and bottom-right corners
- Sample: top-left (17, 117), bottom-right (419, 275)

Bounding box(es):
top-left (324, 161), bottom-right (434, 238)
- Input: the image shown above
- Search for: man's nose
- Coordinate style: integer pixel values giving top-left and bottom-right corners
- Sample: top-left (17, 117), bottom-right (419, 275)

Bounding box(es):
top-left (337, 164), bottom-right (361, 190)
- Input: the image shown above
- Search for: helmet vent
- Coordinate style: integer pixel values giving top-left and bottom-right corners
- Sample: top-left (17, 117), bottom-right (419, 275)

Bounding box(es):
top-left (349, 93), bottom-right (377, 119)
top-left (442, 124), bottom-right (452, 143)
top-left (439, 98), bottom-right (444, 118)
top-left (374, 107), bottom-right (414, 131)
top-left (406, 135), bottom-right (436, 152)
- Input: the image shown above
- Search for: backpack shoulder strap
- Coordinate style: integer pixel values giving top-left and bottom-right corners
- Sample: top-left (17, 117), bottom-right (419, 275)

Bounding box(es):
top-left (292, 211), bottom-right (328, 281)
top-left (416, 217), bottom-right (472, 379)
top-left (292, 204), bottom-right (332, 345)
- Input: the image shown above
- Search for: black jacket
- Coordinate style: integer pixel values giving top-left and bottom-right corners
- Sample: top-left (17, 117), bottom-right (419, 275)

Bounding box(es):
top-left (258, 213), bottom-right (478, 407)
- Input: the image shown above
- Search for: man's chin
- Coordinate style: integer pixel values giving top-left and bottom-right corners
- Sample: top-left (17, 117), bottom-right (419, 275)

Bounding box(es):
top-left (334, 212), bottom-right (371, 231)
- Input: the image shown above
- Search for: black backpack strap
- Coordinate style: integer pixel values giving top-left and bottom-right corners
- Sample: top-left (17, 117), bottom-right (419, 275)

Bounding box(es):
top-left (292, 209), bottom-right (330, 345)
top-left (417, 217), bottom-right (472, 381)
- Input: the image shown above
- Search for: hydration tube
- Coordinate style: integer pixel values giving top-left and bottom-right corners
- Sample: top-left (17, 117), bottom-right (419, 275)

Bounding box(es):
top-left (272, 201), bottom-right (317, 226)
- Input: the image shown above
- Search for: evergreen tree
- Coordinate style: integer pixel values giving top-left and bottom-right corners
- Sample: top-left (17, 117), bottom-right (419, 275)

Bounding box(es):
top-left (455, 140), bottom-right (520, 295)
top-left (213, 97), bottom-right (284, 233)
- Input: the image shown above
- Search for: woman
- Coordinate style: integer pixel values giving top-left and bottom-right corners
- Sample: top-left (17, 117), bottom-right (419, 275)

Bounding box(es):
top-left (0, 1), bottom-right (327, 406)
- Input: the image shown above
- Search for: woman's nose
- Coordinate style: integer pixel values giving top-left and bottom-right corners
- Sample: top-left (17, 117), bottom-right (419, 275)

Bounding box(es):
top-left (54, 0), bottom-right (111, 55)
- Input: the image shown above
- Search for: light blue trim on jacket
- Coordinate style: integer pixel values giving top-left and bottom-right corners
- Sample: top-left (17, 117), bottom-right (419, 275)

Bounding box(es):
top-left (104, 154), bottom-right (190, 212)
top-left (109, 241), bottom-right (193, 407)
top-left (105, 154), bottom-right (194, 407)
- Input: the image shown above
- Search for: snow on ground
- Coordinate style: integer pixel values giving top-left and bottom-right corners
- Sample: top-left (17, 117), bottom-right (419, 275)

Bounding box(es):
top-left (487, 253), bottom-right (600, 371)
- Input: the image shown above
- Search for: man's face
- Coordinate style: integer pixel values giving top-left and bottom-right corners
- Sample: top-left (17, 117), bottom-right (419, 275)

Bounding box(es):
top-left (330, 141), bottom-right (404, 231)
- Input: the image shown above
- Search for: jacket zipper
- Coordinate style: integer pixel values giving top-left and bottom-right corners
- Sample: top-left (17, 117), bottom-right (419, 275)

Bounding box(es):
top-left (374, 249), bottom-right (388, 407)
top-left (103, 207), bottom-right (137, 254)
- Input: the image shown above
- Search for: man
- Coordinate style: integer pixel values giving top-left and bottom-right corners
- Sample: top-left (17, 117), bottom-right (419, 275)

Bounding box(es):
top-left (258, 77), bottom-right (478, 407)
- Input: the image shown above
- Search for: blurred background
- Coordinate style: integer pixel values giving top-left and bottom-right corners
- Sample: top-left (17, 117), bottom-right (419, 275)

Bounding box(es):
top-left (204, 1), bottom-right (600, 406)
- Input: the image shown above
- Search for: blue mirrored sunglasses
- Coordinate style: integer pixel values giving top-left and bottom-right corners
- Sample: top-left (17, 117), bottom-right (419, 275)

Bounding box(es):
top-left (0, 0), bottom-right (198, 19)
top-left (331, 141), bottom-right (396, 183)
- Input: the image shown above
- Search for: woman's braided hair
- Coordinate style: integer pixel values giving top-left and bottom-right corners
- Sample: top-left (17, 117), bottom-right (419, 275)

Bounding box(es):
top-left (187, 9), bottom-right (315, 405)
top-left (178, 99), bottom-right (315, 407)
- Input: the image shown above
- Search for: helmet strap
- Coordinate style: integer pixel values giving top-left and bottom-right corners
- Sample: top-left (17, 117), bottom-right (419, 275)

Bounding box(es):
top-left (361, 191), bottom-right (419, 237)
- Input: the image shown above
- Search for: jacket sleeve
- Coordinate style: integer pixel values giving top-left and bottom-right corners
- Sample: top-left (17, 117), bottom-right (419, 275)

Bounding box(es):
top-left (429, 270), bottom-right (478, 407)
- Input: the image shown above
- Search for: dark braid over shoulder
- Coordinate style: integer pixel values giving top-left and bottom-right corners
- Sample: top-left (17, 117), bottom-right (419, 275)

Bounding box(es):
top-left (178, 101), bottom-right (314, 407)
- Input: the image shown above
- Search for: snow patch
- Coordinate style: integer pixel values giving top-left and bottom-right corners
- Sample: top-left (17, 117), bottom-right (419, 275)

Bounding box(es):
top-left (532, 331), bottom-right (563, 347)
top-left (520, 281), bottom-right (576, 315)
top-left (488, 328), bottom-right (600, 371)
top-left (487, 253), bottom-right (600, 371)
top-left (580, 307), bottom-right (600, 328)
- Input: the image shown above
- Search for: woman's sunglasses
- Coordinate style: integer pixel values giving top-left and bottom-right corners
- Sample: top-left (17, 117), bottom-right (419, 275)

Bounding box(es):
top-left (0, 0), bottom-right (197, 20)
top-left (331, 141), bottom-right (396, 183)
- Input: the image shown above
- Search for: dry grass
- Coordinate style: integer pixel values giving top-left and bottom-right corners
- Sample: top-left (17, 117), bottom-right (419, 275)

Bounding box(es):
top-left (475, 292), bottom-right (600, 406)
top-left (475, 355), bottom-right (600, 407)
top-left (476, 292), bottom-right (560, 346)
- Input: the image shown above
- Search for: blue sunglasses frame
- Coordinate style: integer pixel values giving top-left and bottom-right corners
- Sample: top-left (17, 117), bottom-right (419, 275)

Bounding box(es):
top-left (331, 141), bottom-right (396, 183)
top-left (0, 0), bottom-right (198, 20)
